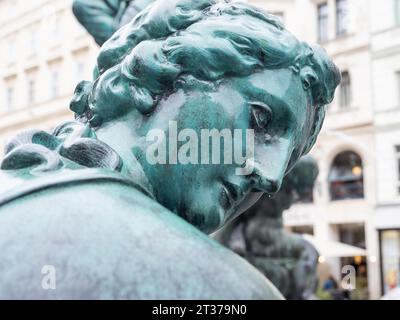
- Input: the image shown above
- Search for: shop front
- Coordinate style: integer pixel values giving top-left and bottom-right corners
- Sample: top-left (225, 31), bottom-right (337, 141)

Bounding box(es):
top-left (379, 229), bottom-right (400, 295)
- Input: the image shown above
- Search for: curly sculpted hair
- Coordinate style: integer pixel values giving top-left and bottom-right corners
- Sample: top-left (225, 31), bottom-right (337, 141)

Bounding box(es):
top-left (71, 0), bottom-right (341, 156)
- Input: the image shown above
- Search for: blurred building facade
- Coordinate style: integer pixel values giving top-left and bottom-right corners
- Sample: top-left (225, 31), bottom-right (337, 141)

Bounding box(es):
top-left (370, 0), bottom-right (400, 299)
top-left (0, 0), bottom-right (399, 299)
top-left (0, 0), bottom-right (98, 151)
top-left (251, 0), bottom-right (400, 299)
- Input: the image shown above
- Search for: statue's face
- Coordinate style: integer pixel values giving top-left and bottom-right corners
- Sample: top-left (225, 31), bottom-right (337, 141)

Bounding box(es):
top-left (136, 68), bottom-right (312, 233)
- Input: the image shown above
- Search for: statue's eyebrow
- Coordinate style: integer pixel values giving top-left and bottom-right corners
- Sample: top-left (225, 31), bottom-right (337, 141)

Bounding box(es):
top-left (245, 79), bottom-right (299, 134)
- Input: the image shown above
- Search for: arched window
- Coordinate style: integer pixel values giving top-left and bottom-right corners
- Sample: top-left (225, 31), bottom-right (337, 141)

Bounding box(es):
top-left (329, 151), bottom-right (364, 201)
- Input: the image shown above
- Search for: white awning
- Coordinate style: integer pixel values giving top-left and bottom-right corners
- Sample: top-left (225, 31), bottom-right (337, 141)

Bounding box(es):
top-left (302, 234), bottom-right (367, 258)
top-left (381, 288), bottom-right (400, 300)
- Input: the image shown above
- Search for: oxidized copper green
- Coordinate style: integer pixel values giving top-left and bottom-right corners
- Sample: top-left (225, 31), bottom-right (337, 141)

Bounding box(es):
top-left (0, 0), bottom-right (340, 299)
top-left (73, 0), bottom-right (155, 46)
top-left (220, 156), bottom-right (320, 300)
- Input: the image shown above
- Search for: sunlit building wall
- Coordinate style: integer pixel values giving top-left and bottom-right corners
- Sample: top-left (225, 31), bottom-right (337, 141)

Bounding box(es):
top-left (370, 0), bottom-right (400, 297)
top-left (0, 0), bottom-right (98, 153)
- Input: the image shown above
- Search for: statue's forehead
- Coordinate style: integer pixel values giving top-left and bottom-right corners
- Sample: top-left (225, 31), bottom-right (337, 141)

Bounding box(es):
top-left (245, 68), bottom-right (296, 96)
top-left (238, 68), bottom-right (307, 120)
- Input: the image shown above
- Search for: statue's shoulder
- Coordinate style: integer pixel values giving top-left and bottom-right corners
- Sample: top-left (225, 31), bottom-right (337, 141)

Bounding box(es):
top-left (0, 121), bottom-right (144, 202)
top-left (0, 168), bottom-right (281, 299)
top-left (0, 122), bottom-right (282, 299)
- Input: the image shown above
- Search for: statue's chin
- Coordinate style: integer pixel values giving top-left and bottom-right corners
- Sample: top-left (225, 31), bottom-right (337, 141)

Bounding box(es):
top-left (191, 193), bottom-right (263, 235)
top-left (225, 192), bottom-right (263, 224)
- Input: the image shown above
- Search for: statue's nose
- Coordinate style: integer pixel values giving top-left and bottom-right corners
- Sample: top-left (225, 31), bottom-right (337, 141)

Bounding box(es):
top-left (248, 138), bottom-right (294, 194)
top-left (249, 163), bottom-right (283, 194)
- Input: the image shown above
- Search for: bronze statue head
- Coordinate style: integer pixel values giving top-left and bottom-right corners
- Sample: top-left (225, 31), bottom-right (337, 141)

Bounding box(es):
top-left (68, 0), bottom-right (340, 233)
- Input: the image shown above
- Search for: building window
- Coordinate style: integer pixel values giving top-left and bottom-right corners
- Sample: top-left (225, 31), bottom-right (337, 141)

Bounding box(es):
top-left (50, 70), bottom-right (59, 98)
top-left (380, 229), bottom-right (400, 294)
top-left (329, 151), bottom-right (364, 201)
top-left (28, 30), bottom-right (37, 56)
top-left (338, 223), bottom-right (366, 249)
top-left (339, 71), bottom-right (351, 108)
top-left (7, 39), bottom-right (16, 64)
top-left (27, 79), bottom-right (36, 105)
top-left (396, 0), bottom-right (400, 25)
top-left (396, 71), bottom-right (400, 106)
top-left (6, 87), bottom-right (14, 111)
top-left (336, 0), bottom-right (349, 36)
top-left (396, 145), bottom-right (400, 194)
top-left (52, 17), bottom-right (59, 37)
top-left (317, 3), bottom-right (329, 43)
top-left (50, 15), bottom-right (60, 43)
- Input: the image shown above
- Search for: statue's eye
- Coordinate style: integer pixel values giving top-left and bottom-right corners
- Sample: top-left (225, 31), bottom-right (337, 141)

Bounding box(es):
top-left (250, 103), bottom-right (272, 130)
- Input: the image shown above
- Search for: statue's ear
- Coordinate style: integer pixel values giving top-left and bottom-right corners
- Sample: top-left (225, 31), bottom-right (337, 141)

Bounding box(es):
top-left (300, 67), bottom-right (318, 91)
top-left (70, 81), bottom-right (92, 116)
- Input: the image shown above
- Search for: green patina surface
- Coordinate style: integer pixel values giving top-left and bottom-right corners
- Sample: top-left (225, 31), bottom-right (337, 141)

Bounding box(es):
top-left (72, 0), bottom-right (155, 46)
top-left (220, 156), bottom-right (320, 300)
top-left (0, 0), bottom-right (340, 299)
